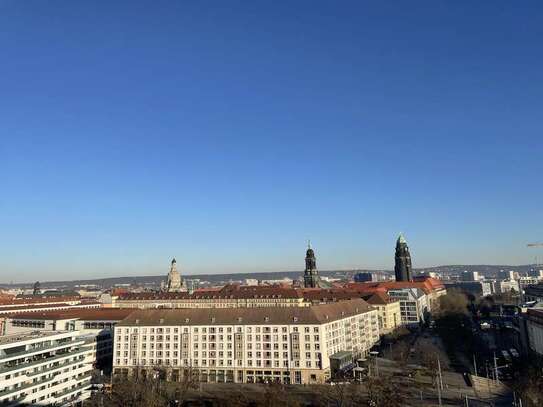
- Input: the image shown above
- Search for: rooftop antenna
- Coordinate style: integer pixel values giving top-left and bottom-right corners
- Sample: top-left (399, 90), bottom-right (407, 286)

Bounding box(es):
top-left (307, 239), bottom-right (311, 249)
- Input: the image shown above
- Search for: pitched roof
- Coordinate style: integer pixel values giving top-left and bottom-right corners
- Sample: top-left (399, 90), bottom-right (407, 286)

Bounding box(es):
top-left (344, 278), bottom-right (445, 295)
top-left (118, 284), bottom-right (305, 301)
top-left (362, 291), bottom-right (395, 305)
top-left (300, 288), bottom-right (359, 302)
top-left (116, 298), bottom-right (373, 326)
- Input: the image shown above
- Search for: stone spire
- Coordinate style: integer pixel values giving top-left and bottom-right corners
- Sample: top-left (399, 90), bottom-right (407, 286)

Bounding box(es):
top-left (394, 233), bottom-right (413, 282)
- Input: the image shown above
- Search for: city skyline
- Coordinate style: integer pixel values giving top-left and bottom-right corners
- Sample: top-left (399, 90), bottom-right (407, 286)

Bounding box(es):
top-left (1, 1), bottom-right (543, 281)
top-left (1, 238), bottom-right (542, 285)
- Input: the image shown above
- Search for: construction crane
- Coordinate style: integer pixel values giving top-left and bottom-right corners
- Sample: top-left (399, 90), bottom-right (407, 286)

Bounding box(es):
top-left (527, 243), bottom-right (543, 268)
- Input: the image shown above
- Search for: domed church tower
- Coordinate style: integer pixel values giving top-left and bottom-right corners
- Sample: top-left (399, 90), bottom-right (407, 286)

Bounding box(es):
top-left (166, 258), bottom-right (187, 292)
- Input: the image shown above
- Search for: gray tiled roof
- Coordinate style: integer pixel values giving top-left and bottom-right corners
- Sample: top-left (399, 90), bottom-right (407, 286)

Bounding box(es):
top-left (116, 298), bottom-right (372, 326)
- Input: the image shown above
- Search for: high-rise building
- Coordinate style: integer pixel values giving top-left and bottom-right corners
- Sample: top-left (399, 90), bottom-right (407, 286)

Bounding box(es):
top-left (304, 243), bottom-right (321, 288)
top-left (394, 233), bottom-right (413, 282)
top-left (4, 308), bottom-right (135, 370)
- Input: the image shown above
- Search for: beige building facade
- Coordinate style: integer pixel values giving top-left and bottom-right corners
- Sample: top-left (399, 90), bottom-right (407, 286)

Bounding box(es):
top-left (362, 292), bottom-right (401, 334)
top-left (113, 299), bottom-right (379, 384)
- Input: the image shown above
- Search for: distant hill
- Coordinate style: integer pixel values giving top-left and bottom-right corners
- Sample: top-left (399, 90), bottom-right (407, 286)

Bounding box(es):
top-left (417, 264), bottom-right (539, 274)
top-left (1, 264), bottom-right (540, 289)
top-left (0, 269), bottom-right (374, 289)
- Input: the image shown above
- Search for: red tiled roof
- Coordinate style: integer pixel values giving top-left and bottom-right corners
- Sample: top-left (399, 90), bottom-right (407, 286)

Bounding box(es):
top-left (343, 282), bottom-right (387, 294)
top-left (420, 277), bottom-right (446, 290)
top-left (116, 280), bottom-right (445, 304)
top-left (344, 278), bottom-right (445, 295)
top-left (300, 289), bottom-right (359, 302)
top-left (193, 287), bottom-right (222, 293)
top-left (0, 293), bottom-right (15, 299)
top-left (110, 288), bottom-right (130, 296)
top-left (361, 291), bottom-right (395, 305)
top-left (118, 284), bottom-right (305, 301)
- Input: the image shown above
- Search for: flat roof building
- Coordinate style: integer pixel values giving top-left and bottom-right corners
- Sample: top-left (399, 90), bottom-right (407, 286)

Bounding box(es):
top-left (4, 308), bottom-right (135, 371)
top-left (0, 330), bottom-right (93, 406)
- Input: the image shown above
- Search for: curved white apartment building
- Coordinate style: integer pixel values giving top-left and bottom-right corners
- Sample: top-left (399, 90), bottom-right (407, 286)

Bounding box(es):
top-left (0, 330), bottom-right (93, 406)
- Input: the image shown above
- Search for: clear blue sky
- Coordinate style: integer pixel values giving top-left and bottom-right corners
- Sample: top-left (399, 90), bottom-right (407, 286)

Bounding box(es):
top-left (1, 1), bottom-right (542, 282)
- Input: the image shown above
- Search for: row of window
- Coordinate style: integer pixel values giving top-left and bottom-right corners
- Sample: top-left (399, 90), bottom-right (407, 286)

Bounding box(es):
top-left (116, 325), bottom-right (322, 336)
top-left (115, 357), bottom-right (320, 369)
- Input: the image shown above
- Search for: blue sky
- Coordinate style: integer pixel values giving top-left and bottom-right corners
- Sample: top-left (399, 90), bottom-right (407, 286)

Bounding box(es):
top-left (1, 1), bottom-right (542, 282)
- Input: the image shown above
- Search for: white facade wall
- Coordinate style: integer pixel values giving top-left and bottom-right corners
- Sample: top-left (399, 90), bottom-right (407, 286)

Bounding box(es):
top-left (500, 279), bottom-right (520, 293)
top-left (527, 315), bottom-right (543, 356)
top-left (387, 288), bottom-right (428, 326)
top-left (113, 310), bottom-right (379, 384)
top-left (0, 331), bottom-right (93, 406)
top-left (0, 303), bottom-right (100, 316)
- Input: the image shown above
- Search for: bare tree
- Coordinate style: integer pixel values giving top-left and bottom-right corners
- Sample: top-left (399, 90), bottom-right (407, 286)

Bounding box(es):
top-left (104, 369), bottom-right (170, 407)
top-left (262, 382), bottom-right (303, 407)
top-left (365, 377), bottom-right (405, 407)
top-left (390, 326), bottom-right (410, 339)
top-left (390, 341), bottom-right (410, 369)
top-left (317, 383), bottom-right (362, 407)
top-left (420, 351), bottom-right (440, 388)
top-left (416, 340), bottom-right (445, 388)
top-left (216, 382), bottom-right (304, 407)
top-left (438, 291), bottom-right (469, 316)
top-left (512, 365), bottom-right (543, 407)
top-left (218, 388), bottom-right (254, 407)
top-left (169, 367), bottom-right (200, 406)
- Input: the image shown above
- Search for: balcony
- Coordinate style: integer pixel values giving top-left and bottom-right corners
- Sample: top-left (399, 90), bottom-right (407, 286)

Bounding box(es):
top-left (0, 346), bottom-right (91, 376)
top-left (0, 340), bottom-right (85, 363)
top-left (54, 375), bottom-right (92, 399)
top-left (0, 369), bottom-right (61, 399)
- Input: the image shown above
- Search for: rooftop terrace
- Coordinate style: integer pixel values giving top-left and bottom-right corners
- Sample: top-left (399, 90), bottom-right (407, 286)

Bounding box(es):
top-left (0, 330), bottom-right (69, 347)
